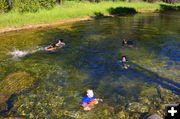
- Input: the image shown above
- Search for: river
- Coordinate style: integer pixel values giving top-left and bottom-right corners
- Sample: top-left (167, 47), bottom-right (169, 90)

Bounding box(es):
top-left (0, 12), bottom-right (179, 118)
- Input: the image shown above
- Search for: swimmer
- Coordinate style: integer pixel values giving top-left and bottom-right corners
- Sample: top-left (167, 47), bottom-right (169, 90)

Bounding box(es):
top-left (54, 39), bottom-right (65, 47)
top-left (45, 39), bottom-right (65, 51)
top-left (122, 39), bottom-right (134, 47)
top-left (81, 89), bottom-right (102, 111)
top-left (121, 56), bottom-right (130, 69)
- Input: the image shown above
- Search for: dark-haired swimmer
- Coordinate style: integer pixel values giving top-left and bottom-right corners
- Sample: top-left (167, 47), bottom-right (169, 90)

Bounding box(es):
top-left (45, 39), bottom-right (65, 52)
top-left (122, 39), bottom-right (134, 47)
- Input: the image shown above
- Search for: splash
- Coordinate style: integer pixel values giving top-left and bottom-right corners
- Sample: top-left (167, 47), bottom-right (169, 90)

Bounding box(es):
top-left (9, 49), bottom-right (29, 59)
top-left (9, 47), bottom-right (45, 59)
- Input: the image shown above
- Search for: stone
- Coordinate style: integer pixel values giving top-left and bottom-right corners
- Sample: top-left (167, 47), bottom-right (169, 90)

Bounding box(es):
top-left (0, 71), bottom-right (35, 95)
top-left (127, 102), bottom-right (149, 113)
top-left (117, 111), bottom-right (126, 119)
top-left (147, 114), bottom-right (163, 119)
top-left (0, 94), bottom-right (8, 111)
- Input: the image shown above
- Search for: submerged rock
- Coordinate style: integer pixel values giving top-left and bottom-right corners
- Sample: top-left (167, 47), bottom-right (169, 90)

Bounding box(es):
top-left (0, 71), bottom-right (35, 115)
top-left (117, 110), bottom-right (129, 119)
top-left (127, 102), bottom-right (149, 113)
top-left (139, 113), bottom-right (163, 119)
top-left (0, 71), bottom-right (35, 95)
top-left (158, 86), bottom-right (179, 103)
top-left (0, 94), bottom-right (8, 111)
top-left (139, 97), bottom-right (151, 105)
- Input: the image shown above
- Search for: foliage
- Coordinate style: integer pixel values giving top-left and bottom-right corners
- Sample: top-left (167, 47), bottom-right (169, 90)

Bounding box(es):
top-left (144, 0), bottom-right (179, 3)
top-left (0, 0), bottom-right (9, 13)
top-left (38, 0), bottom-right (56, 9)
top-left (0, 1), bottom-right (179, 28)
top-left (108, 7), bottom-right (137, 15)
top-left (162, 0), bottom-right (179, 4)
top-left (14, 0), bottom-right (40, 13)
top-left (1, 0), bottom-right (180, 13)
top-left (14, 0), bottom-right (56, 13)
top-left (160, 3), bottom-right (180, 10)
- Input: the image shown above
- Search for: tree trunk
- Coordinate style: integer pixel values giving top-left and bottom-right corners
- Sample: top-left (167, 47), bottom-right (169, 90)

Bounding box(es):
top-left (8, 0), bottom-right (13, 9)
top-left (163, 0), bottom-right (178, 4)
top-left (56, 0), bottom-right (62, 5)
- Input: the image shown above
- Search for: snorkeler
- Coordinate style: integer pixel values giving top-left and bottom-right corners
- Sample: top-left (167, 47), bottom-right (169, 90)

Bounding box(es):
top-left (45, 39), bottom-right (65, 51)
top-left (121, 56), bottom-right (130, 69)
top-left (122, 39), bottom-right (134, 47)
top-left (81, 89), bottom-right (102, 111)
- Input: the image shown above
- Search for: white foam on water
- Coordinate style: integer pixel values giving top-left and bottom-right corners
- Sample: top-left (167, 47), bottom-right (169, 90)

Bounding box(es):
top-left (9, 49), bottom-right (29, 59)
top-left (9, 47), bottom-right (45, 59)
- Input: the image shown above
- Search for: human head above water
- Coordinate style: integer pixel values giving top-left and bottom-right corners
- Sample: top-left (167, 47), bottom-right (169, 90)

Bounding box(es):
top-left (59, 39), bottom-right (64, 42)
top-left (87, 89), bottom-right (94, 98)
top-left (122, 56), bottom-right (127, 59)
top-left (122, 56), bottom-right (127, 62)
top-left (123, 39), bottom-right (127, 42)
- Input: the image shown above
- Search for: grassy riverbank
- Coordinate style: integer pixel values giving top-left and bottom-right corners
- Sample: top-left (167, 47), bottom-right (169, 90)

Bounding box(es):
top-left (0, 1), bottom-right (179, 29)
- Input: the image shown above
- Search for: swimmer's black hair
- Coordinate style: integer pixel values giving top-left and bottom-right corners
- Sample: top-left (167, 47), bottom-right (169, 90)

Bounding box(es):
top-left (122, 56), bottom-right (127, 59)
top-left (59, 39), bottom-right (64, 42)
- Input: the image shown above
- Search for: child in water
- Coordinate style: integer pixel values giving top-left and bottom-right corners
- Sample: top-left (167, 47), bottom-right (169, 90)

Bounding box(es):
top-left (121, 56), bottom-right (130, 69)
top-left (81, 89), bottom-right (100, 111)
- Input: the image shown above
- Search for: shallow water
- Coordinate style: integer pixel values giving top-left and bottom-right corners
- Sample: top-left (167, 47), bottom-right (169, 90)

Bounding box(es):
top-left (0, 12), bottom-right (180, 118)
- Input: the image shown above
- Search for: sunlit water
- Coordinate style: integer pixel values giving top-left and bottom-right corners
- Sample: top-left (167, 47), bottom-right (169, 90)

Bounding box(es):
top-left (0, 12), bottom-right (180, 118)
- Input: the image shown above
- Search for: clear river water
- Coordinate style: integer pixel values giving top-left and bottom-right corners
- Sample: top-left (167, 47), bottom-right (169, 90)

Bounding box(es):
top-left (0, 12), bottom-right (180, 119)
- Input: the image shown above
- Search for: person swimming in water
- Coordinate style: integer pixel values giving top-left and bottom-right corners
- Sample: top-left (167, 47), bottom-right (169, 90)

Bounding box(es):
top-left (121, 56), bottom-right (130, 69)
top-left (122, 39), bottom-right (134, 47)
top-left (81, 89), bottom-right (102, 111)
top-left (45, 39), bottom-right (65, 51)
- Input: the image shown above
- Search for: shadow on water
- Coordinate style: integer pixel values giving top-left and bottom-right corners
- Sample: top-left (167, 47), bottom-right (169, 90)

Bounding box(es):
top-left (92, 12), bottom-right (114, 19)
top-left (93, 12), bottom-right (105, 19)
top-left (129, 63), bottom-right (180, 95)
top-left (108, 7), bottom-right (137, 16)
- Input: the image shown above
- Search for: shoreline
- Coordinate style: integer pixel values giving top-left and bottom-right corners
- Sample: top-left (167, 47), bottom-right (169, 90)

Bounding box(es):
top-left (0, 16), bottom-right (95, 34)
top-left (0, 10), bottom-right (178, 34)
top-left (0, 1), bottom-right (179, 34)
top-left (0, 12), bottom-right (154, 34)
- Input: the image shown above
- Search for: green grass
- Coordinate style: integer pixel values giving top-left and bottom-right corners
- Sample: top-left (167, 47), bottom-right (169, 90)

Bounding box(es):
top-left (0, 1), bottom-right (179, 29)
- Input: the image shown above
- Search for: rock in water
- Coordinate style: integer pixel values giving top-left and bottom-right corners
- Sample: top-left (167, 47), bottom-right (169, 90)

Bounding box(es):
top-left (0, 94), bottom-right (8, 111)
top-left (127, 102), bottom-right (149, 113)
top-left (0, 71), bottom-right (35, 95)
top-left (0, 72), bottom-right (35, 115)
